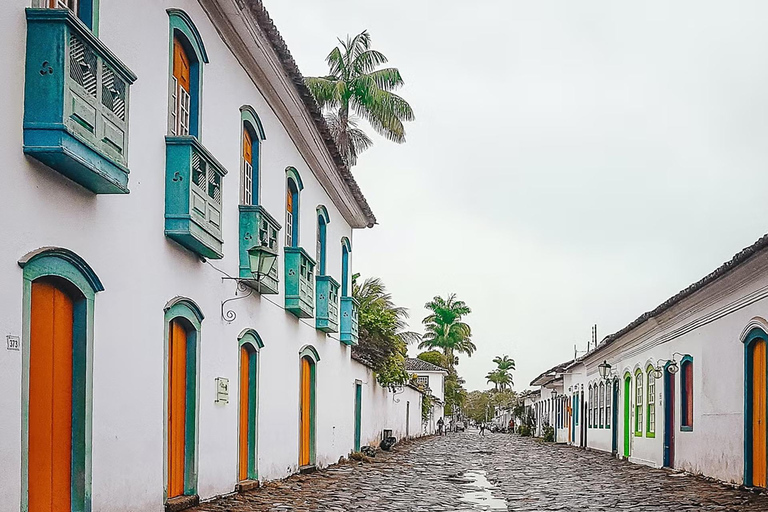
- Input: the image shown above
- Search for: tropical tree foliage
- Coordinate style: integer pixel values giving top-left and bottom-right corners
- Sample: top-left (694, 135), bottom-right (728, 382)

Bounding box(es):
top-left (305, 30), bottom-right (414, 166)
top-left (418, 294), bottom-right (475, 370)
top-left (416, 350), bottom-right (449, 369)
top-left (485, 369), bottom-right (513, 391)
top-left (351, 276), bottom-right (419, 390)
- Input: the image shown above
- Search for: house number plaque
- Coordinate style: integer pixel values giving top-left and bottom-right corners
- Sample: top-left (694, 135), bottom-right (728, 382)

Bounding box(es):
top-left (215, 377), bottom-right (229, 404)
top-left (6, 335), bottom-right (20, 351)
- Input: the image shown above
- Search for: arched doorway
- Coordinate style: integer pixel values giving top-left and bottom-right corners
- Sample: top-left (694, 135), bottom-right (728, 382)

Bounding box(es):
top-left (20, 248), bottom-right (103, 512)
top-left (299, 346), bottom-right (318, 468)
top-left (745, 328), bottom-right (768, 487)
top-left (164, 298), bottom-right (202, 501)
top-left (238, 329), bottom-right (263, 482)
top-left (623, 373), bottom-right (632, 458)
top-left (664, 361), bottom-right (677, 468)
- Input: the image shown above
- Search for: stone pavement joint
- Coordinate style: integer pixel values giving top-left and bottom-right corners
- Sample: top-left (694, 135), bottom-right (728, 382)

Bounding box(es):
top-left (191, 432), bottom-right (768, 511)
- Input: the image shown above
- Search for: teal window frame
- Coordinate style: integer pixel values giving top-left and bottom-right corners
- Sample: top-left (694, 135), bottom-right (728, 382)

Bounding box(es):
top-left (341, 237), bottom-right (351, 297)
top-left (605, 380), bottom-right (612, 429)
top-left (38, 0), bottom-right (99, 34)
top-left (238, 329), bottom-right (263, 481)
top-left (634, 370), bottom-right (643, 437)
top-left (316, 206), bottom-right (330, 275)
top-left (285, 167), bottom-right (304, 248)
top-left (18, 247), bottom-right (103, 512)
top-left (163, 297), bottom-right (203, 499)
top-left (680, 355), bottom-right (694, 431)
top-left (239, 106), bottom-right (265, 206)
top-left (167, 9), bottom-right (208, 139)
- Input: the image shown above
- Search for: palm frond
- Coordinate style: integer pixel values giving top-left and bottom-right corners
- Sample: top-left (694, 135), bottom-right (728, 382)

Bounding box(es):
top-left (304, 77), bottom-right (342, 110)
top-left (353, 50), bottom-right (389, 75)
top-left (365, 67), bottom-right (404, 91)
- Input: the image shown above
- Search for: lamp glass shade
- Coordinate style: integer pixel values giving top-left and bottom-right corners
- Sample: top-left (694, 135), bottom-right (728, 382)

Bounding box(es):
top-left (598, 361), bottom-right (611, 379)
top-left (247, 245), bottom-right (278, 278)
top-left (652, 367), bottom-right (664, 379)
top-left (667, 361), bottom-right (679, 374)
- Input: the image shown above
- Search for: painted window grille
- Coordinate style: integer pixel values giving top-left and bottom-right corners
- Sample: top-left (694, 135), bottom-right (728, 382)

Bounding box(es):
top-left (171, 37), bottom-right (191, 137)
top-left (416, 376), bottom-right (429, 389)
top-left (647, 368), bottom-right (656, 435)
top-left (52, 0), bottom-right (78, 12)
top-left (635, 371), bottom-right (643, 435)
top-left (681, 358), bottom-right (693, 430)
top-left (599, 382), bottom-right (605, 428)
top-left (285, 189), bottom-right (294, 247)
top-left (316, 218), bottom-right (323, 274)
top-left (605, 381), bottom-right (611, 428)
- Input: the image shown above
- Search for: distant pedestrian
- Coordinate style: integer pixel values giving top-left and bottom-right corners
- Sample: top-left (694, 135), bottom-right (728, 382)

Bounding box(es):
top-left (437, 417), bottom-right (444, 436)
top-left (479, 423), bottom-right (486, 436)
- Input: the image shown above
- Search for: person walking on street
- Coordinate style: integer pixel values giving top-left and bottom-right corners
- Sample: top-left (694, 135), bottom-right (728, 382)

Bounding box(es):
top-left (479, 423), bottom-right (486, 436)
top-left (437, 417), bottom-right (444, 436)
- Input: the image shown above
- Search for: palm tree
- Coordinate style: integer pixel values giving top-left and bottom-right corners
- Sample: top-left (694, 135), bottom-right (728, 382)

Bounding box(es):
top-left (305, 30), bottom-right (414, 166)
top-left (493, 355), bottom-right (516, 372)
top-left (485, 369), bottom-right (512, 392)
top-left (418, 294), bottom-right (475, 370)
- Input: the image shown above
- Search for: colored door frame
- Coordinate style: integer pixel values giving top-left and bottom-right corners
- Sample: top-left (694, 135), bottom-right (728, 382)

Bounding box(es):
top-left (580, 391), bottom-right (586, 448)
top-left (299, 355), bottom-right (316, 467)
top-left (238, 345), bottom-right (258, 481)
top-left (745, 329), bottom-right (768, 487)
top-left (623, 375), bottom-right (631, 458)
top-left (611, 379), bottom-right (619, 455)
top-left (354, 383), bottom-right (362, 452)
top-left (28, 280), bottom-right (74, 512)
top-left (664, 362), bottom-right (676, 468)
top-left (168, 320), bottom-right (188, 498)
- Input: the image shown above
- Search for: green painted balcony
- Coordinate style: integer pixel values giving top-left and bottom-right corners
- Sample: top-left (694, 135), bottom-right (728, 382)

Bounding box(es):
top-left (165, 136), bottom-right (227, 259)
top-left (284, 247), bottom-right (315, 318)
top-left (23, 9), bottom-right (137, 194)
top-left (315, 276), bottom-right (340, 333)
top-left (340, 297), bottom-right (359, 345)
top-left (238, 205), bottom-right (281, 293)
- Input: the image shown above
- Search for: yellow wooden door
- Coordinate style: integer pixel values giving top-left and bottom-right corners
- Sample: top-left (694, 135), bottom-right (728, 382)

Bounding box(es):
top-left (754, 339), bottom-right (767, 487)
top-left (300, 358), bottom-right (311, 466)
top-left (173, 37), bottom-right (191, 92)
top-left (168, 320), bottom-right (187, 498)
top-left (238, 346), bottom-right (250, 481)
top-left (29, 281), bottom-right (73, 512)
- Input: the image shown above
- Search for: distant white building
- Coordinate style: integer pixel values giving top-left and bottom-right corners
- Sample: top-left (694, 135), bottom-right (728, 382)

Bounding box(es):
top-left (527, 232), bottom-right (768, 488)
top-left (405, 358), bottom-right (449, 433)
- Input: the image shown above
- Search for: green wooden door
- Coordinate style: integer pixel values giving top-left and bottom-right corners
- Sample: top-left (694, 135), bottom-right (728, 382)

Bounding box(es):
top-left (623, 376), bottom-right (631, 457)
top-left (354, 383), bottom-right (362, 452)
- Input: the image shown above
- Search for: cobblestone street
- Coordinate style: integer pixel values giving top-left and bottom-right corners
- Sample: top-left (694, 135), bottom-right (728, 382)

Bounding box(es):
top-left (192, 431), bottom-right (768, 511)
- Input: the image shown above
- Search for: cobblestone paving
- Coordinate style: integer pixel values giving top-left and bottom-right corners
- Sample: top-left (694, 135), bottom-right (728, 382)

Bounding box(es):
top-left (192, 431), bottom-right (768, 511)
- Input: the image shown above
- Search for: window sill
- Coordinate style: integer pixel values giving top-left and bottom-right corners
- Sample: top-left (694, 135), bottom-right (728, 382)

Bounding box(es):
top-left (680, 425), bottom-right (693, 432)
top-left (646, 432), bottom-right (656, 438)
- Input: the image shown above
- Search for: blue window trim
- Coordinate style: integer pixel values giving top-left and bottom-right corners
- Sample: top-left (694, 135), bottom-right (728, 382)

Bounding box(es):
top-left (18, 247), bottom-right (103, 512)
top-left (680, 355), bottom-right (694, 432)
top-left (341, 237), bottom-right (351, 297)
top-left (240, 106), bottom-right (265, 206)
top-left (167, 9), bottom-right (208, 139)
top-left (286, 167), bottom-right (303, 247)
top-left (316, 206), bottom-right (330, 275)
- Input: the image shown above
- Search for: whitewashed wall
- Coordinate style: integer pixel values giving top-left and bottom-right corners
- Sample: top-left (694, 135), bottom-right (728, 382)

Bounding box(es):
top-left (0, 1), bottom-right (423, 511)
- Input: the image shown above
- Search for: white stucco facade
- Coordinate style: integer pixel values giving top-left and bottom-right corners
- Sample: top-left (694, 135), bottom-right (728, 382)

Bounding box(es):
top-left (0, 1), bottom-right (428, 511)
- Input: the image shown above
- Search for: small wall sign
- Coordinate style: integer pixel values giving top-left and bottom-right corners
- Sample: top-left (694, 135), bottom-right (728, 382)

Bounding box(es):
top-left (215, 377), bottom-right (229, 404)
top-left (6, 335), bottom-right (20, 351)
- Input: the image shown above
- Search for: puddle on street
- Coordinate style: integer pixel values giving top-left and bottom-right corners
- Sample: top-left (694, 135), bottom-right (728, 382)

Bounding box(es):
top-left (458, 470), bottom-right (508, 511)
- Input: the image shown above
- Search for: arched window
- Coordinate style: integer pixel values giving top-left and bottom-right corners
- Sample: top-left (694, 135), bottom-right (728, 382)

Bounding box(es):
top-left (588, 385), bottom-right (593, 428)
top-left (605, 380), bottom-right (612, 428)
top-left (341, 237), bottom-right (351, 296)
top-left (599, 382), bottom-right (605, 428)
top-left (46, 0), bottom-right (97, 32)
top-left (647, 366), bottom-right (656, 436)
top-left (316, 206), bottom-right (330, 275)
top-left (285, 168), bottom-right (303, 248)
top-left (238, 329), bottom-right (263, 483)
top-left (240, 106), bottom-right (266, 206)
top-left (164, 297), bottom-right (203, 500)
top-left (635, 370), bottom-right (643, 437)
top-left (19, 247), bottom-right (103, 512)
top-left (681, 356), bottom-right (694, 431)
top-left (168, 10), bottom-right (208, 138)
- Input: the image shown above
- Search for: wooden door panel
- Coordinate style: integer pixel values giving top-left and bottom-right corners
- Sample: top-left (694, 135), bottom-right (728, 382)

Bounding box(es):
top-left (29, 281), bottom-right (73, 512)
top-left (173, 38), bottom-right (191, 92)
top-left (239, 346), bottom-right (249, 481)
top-left (168, 321), bottom-right (187, 498)
top-left (753, 339), bottom-right (767, 488)
top-left (300, 358), bottom-right (311, 466)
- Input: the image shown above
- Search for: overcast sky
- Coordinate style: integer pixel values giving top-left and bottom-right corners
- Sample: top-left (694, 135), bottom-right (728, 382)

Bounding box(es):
top-left (263, 0), bottom-right (768, 391)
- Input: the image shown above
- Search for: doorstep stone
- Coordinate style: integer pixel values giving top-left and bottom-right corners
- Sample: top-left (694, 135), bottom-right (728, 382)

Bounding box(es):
top-left (165, 495), bottom-right (199, 512)
top-left (235, 479), bottom-right (260, 493)
top-left (299, 464), bottom-right (317, 474)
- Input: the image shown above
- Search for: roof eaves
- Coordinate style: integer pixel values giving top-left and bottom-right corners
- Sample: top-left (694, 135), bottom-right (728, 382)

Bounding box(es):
top-left (244, 0), bottom-right (376, 227)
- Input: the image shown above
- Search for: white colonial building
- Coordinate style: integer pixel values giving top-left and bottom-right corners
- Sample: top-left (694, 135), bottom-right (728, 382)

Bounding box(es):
top-left (405, 358), bottom-right (448, 433)
top-left (0, 1), bottom-right (427, 511)
top-left (526, 233), bottom-right (768, 488)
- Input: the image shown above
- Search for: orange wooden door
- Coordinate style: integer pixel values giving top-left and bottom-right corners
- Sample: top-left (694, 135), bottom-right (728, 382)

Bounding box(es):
top-left (168, 320), bottom-right (187, 498)
top-left (238, 346), bottom-right (250, 481)
top-left (173, 37), bottom-right (191, 93)
top-left (300, 358), bottom-right (311, 466)
top-left (243, 129), bottom-right (252, 164)
top-left (753, 339), bottom-right (767, 487)
top-left (29, 281), bottom-right (73, 512)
